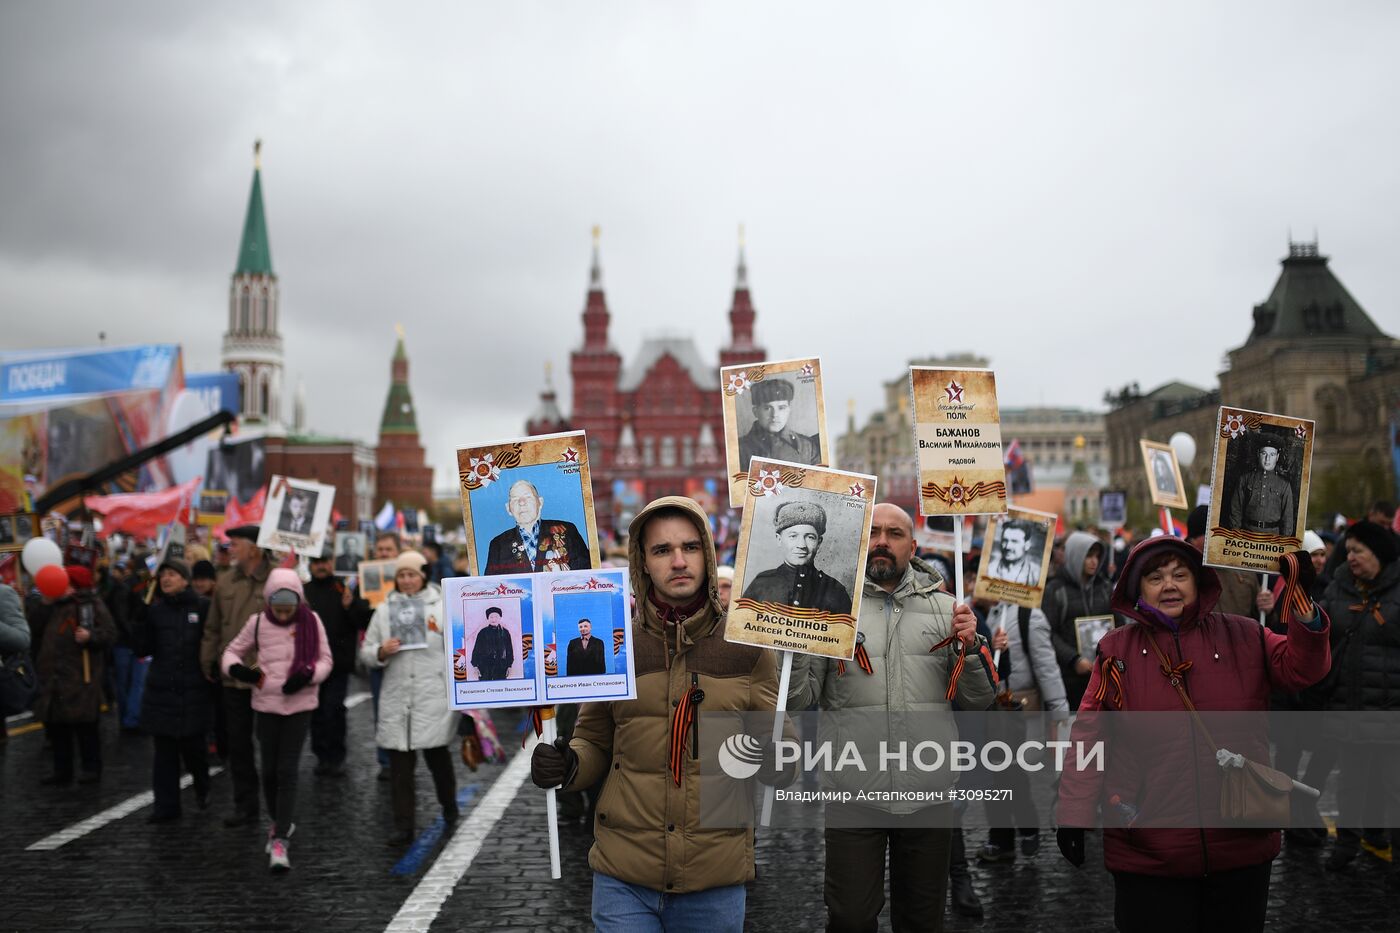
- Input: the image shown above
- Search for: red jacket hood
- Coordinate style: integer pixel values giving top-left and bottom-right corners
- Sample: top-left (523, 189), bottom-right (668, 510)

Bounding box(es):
top-left (1111, 536), bottom-right (1222, 630)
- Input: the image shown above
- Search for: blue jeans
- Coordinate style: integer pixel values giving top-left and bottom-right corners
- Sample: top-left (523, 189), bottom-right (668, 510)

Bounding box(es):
top-left (591, 872), bottom-right (745, 933)
top-left (111, 645), bottom-right (150, 729)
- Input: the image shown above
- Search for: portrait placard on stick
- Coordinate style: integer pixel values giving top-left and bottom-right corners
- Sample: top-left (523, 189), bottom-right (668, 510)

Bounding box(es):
top-left (1203, 407), bottom-right (1314, 573)
top-left (1098, 490), bottom-right (1126, 530)
top-left (725, 457), bottom-right (876, 660)
top-left (196, 490), bottom-right (228, 527)
top-left (973, 506), bottom-right (1056, 608)
top-left (257, 475), bottom-right (334, 555)
top-left (1140, 440), bottom-right (1187, 511)
top-left (0, 511), bottom-right (37, 553)
top-left (720, 357), bottom-right (830, 508)
top-left (1075, 615), bottom-right (1115, 658)
top-left (456, 431), bottom-right (600, 578)
top-left (357, 558), bottom-right (397, 608)
top-left (443, 567), bottom-right (635, 710)
top-left (910, 367), bottom-right (1007, 516)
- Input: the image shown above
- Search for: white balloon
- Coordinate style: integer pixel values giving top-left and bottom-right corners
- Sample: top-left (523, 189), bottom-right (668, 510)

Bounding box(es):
top-left (1169, 432), bottom-right (1197, 469)
top-left (21, 536), bottom-right (63, 575)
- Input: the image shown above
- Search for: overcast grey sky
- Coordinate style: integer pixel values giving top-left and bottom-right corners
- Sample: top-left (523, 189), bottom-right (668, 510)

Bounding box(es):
top-left (3, 2), bottom-right (1398, 489)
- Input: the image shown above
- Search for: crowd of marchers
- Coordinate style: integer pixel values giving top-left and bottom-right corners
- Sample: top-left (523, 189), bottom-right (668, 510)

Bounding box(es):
top-left (2, 497), bottom-right (1397, 932)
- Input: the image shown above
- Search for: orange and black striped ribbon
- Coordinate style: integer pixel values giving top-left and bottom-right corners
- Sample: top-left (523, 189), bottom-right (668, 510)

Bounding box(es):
top-left (521, 707), bottom-right (544, 749)
top-left (1349, 601), bottom-right (1385, 627)
top-left (837, 643), bottom-right (875, 677)
top-left (1280, 553), bottom-right (1316, 623)
top-left (668, 686), bottom-right (703, 785)
top-left (1094, 656), bottom-right (1125, 709)
top-left (929, 635), bottom-right (967, 701)
top-left (1158, 657), bottom-right (1193, 685)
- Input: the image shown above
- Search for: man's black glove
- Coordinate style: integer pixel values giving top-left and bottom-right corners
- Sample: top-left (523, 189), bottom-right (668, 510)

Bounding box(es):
top-left (757, 740), bottom-right (799, 789)
top-left (1278, 550), bottom-right (1317, 618)
top-left (1057, 827), bottom-right (1085, 868)
top-left (530, 737), bottom-right (579, 790)
top-left (281, 670), bottom-right (312, 694)
top-left (228, 663), bottom-right (262, 687)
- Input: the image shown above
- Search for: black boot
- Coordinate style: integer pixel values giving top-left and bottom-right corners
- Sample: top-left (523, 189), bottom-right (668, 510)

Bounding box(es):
top-left (949, 828), bottom-right (984, 919)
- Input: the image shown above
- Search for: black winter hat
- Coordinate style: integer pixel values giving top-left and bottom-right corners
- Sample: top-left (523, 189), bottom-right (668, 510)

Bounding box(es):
top-left (1346, 521), bottom-right (1398, 567)
top-left (191, 560), bottom-right (217, 580)
top-left (1187, 505), bottom-right (1209, 540)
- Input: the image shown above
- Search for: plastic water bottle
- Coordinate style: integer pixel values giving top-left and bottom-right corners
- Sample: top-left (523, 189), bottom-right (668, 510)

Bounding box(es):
top-left (1108, 794), bottom-right (1139, 828)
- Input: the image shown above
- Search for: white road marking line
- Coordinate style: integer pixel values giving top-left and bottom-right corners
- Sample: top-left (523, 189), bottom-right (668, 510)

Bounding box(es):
top-left (26, 766), bottom-right (225, 852)
top-left (6, 711), bottom-right (34, 725)
top-left (384, 739), bottom-right (537, 933)
top-left (346, 691), bottom-right (373, 709)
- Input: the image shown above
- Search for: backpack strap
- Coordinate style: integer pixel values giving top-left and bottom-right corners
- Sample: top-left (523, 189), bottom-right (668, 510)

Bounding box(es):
top-left (1017, 606), bottom-right (1038, 689)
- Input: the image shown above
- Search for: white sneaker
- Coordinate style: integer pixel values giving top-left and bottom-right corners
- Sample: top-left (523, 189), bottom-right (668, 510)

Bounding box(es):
top-left (269, 837), bottom-right (290, 872)
top-left (265, 822), bottom-right (295, 853)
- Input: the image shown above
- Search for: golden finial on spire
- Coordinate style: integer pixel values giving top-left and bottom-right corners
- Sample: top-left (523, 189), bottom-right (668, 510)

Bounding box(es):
top-left (738, 223), bottom-right (746, 248)
top-left (847, 397), bottom-right (856, 415)
top-left (592, 224), bottom-right (601, 247)
top-left (395, 322), bottom-right (405, 340)
top-left (544, 360), bottom-right (553, 385)
top-left (254, 138), bottom-right (263, 170)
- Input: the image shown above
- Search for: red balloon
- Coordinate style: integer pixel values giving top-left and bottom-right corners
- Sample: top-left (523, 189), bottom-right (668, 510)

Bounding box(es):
top-left (35, 564), bottom-right (69, 599)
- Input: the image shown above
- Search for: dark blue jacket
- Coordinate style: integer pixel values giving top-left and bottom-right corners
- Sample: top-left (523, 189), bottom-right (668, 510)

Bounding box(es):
top-left (133, 588), bottom-right (211, 737)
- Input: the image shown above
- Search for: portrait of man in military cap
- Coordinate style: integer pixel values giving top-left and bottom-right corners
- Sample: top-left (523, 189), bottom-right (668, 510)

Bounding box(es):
top-left (740, 498), bottom-right (853, 615)
top-left (738, 377), bottom-right (821, 468)
top-left (1226, 436), bottom-right (1297, 536)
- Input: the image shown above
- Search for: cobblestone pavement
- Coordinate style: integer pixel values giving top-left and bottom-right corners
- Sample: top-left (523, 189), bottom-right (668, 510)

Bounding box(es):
top-left (2, 687), bottom-right (1394, 932)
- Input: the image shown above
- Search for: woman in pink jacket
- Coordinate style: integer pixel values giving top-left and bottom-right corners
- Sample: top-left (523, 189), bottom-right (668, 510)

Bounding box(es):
top-left (222, 568), bottom-right (332, 872)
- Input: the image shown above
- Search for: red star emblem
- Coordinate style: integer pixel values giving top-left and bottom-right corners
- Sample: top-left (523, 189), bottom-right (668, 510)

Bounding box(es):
top-left (561, 447), bottom-right (579, 463)
top-left (848, 482), bottom-right (865, 498)
top-left (800, 363), bottom-right (814, 377)
top-left (944, 381), bottom-right (964, 403)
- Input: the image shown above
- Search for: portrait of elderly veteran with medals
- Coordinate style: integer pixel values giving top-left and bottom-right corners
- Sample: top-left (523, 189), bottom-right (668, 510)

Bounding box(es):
top-left (738, 377), bottom-right (820, 467)
top-left (1228, 440), bottom-right (1295, 536)
top-left (483, 478), bottom-right (591, 575)
top-left (741, 500), bottom-right (852, 615)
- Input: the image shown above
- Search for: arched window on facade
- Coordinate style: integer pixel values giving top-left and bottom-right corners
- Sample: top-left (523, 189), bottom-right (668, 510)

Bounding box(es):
top-left (259, 372), bottom-right (270, 418)
top-left (239, 288), bottom-right (250, 331)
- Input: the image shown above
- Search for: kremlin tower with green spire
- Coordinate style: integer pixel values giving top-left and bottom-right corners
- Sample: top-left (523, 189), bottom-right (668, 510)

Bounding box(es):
top-left (221, 139), bottom-right (284, 426)
top-left (374, 326), bottom-right (434, 513)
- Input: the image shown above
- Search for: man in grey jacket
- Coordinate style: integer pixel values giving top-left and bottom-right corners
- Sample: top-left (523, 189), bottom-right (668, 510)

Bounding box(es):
top-left (788, 503), bottom-right (997, 933)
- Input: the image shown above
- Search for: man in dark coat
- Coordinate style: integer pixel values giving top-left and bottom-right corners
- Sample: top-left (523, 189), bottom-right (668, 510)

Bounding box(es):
top-left (564, 618), bottom-right (607, 676)
top-left (471, 607), bottom-right (515, 680)
top-left (738, 377), bottom-right (820, 468)
top-left (32, 565), bottom-right (117, 785)
top-left (131, 558), bottom-right (211, 820)
top-left (742, 500), bottom-right (852, 614)
top-left (483, 479), bottom-right (590, 574)
top-left (304, 547), bottom-right (371, 776)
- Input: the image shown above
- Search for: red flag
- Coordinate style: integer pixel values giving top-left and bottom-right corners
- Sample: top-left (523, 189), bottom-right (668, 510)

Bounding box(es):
top-left (83, 478), bottom-right (202, 540)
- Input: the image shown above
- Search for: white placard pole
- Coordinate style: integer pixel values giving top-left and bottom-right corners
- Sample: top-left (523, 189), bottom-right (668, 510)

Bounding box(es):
top-left (759, 650), bottom-right (793, 828)
top-left (1258, 573), bottom-right (1269, 625)
top-left (540, 710), bottom-right (562, 880)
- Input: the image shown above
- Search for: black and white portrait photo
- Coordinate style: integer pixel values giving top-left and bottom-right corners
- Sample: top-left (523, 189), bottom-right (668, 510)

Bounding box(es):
top-left (739, 492), bottom-right (861, 615)
top-left (737, 377), bottom-right (822, 469)
top-left (985, 518), bottom-right (1045, 585)
top-left (334, 531), bottom-right (366, 572)
top-left (1139, 439), bottom-right (1187, 510)
top-left (722, 358), bottom-right (830, 507)
top-left (258, 475), bottom-right (336, 555)
top-left (387, 592), bottom-right (428, 651)
top-left (1220, 429), bottom-right (1301, 537)
top-left (278, 487), bottom-right (319, 535)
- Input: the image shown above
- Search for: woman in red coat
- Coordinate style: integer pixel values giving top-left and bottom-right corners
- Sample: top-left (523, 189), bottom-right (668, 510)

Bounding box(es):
top-left (1056, 536), bottom-right (1330, 932)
